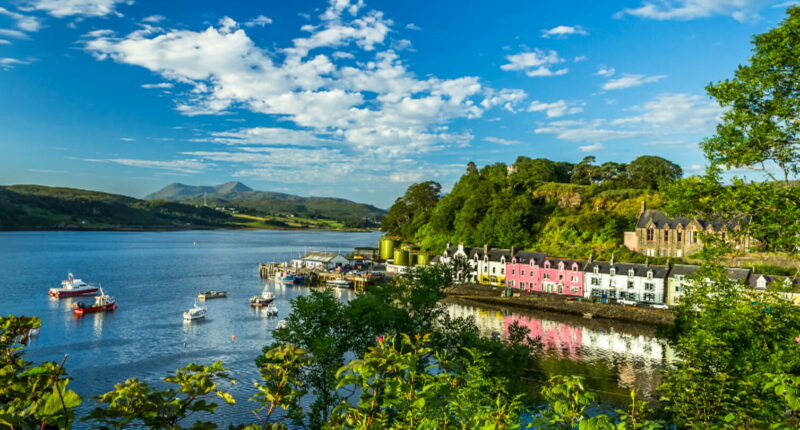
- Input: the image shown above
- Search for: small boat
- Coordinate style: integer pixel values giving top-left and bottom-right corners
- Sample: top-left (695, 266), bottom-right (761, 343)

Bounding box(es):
top-left (293, 275), bottom-right (305, 285)
top-left (73, 289), bottom-right (117, 315)
top-left (183, 301), bottom-right (207, 320)
top-left (276, 320), bottom-right (287, 330)
top-left (197, 290), bottom-right (227, 300)
top-left (249, 291), bottom-right (275, 307)
top-left (273, 271), bottom-right (295, 285)
top-left (263, 303), bottom-right (278, 316)
top-left (49, 273), bottom-right (100, 298)
top-left (327, 278), bottom-right (351, 288)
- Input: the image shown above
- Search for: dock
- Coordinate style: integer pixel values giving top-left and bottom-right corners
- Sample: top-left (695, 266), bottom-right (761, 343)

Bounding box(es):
top-left (258, 263), bottom-right (386, 292)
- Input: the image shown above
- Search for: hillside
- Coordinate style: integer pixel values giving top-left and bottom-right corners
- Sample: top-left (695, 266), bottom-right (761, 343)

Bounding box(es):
top-left (0, 185), bottom-right (232, 230)
top-left (382, 155), bottom-right (680, 263)
top-left (146, 182), bottom-right (386, 228)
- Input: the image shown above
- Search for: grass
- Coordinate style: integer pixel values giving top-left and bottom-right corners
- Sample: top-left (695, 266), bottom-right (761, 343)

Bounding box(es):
top-left (230, 214), bottom-right (368, 231)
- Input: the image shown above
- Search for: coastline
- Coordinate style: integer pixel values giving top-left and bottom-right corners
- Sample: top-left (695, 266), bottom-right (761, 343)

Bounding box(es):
top-left (0, 225), bottom-right (379, 233)
top-left (445, 284), bottom-right (675, 327)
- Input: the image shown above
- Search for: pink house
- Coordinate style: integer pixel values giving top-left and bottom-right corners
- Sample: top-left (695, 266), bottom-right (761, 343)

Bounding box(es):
top-left (505, 251), bottom-right (547, 291)
top-left (539, 258), bottom-right (586, 297)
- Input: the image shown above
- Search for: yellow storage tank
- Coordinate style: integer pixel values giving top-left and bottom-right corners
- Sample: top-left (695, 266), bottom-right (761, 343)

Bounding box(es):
top-left (393, 248), bottom-right (409, 266)
top-left (379, 237), bottom-right (396, 261)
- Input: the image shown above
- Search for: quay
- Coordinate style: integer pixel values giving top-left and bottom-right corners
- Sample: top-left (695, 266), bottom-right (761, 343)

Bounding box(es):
top-left (258, 263), bottom-right (386, 292)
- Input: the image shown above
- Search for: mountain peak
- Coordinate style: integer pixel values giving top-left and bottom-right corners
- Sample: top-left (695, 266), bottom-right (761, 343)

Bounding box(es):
top-left (214, 181), bottom-right (252, 194)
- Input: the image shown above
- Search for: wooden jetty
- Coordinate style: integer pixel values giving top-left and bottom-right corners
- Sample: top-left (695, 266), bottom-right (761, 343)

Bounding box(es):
top-left (258, 263), bottom-right (385, 292)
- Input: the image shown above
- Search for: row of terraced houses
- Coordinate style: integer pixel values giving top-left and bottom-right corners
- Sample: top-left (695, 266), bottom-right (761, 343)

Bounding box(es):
top-left (435, 243), bottom-right (799, 307)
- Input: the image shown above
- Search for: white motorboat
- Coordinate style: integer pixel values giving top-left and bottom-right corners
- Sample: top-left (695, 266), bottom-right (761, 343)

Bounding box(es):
top-left (263, 303), bottom-right (278, 316)
top-left (183, 301), bottom-right (207, 320)
top-left (249, 291), bottom-right (275, 307)
top-left (327, 278), bottom-right (351, 288)
top-left (49, 273), bottom-right (100, 298)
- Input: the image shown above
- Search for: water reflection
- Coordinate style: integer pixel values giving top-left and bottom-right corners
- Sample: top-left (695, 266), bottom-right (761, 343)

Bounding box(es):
top-left (444, 299), bottom-right (675, 398)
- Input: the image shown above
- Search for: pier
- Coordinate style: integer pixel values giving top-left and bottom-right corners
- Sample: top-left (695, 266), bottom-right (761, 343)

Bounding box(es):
top-left (258, 263), bottom-right (385, 292)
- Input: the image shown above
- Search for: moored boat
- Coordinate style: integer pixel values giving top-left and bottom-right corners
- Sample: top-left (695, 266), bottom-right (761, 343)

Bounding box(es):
top-left (263, 303), bottom-right (278, 316)
top-left (273, 271), bottom-right (295, 285)
top-left (183, 301), bottom-right (207, 320)
top-left (197, 290), bottom-right (227, 300)
top-left (249, 291), bottom-right (275, 307)
top-left (327, 278), bottom-right (351, 288)
top-left (49, 273), bottom-right (100, 298)
top-left (73, 289), bottom-right (116, 315)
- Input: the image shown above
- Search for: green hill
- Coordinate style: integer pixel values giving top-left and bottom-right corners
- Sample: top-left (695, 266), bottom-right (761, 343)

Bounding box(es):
top-left (0, 185), bottom-right (232, 230)
top-left (146, 182), bottom-right (386, 228)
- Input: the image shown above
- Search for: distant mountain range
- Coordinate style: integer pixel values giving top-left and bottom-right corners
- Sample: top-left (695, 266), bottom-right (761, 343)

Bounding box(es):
top-left (145, 182), bottom-right (386, 225)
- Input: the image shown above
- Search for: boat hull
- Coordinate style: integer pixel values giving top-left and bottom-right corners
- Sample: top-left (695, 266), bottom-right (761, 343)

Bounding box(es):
top-left (250, 300), bottom-right (274, 307)
top-left (50, 287), bottom-right (99, 298)
top-left (74, 303), bottom-right (116, 315)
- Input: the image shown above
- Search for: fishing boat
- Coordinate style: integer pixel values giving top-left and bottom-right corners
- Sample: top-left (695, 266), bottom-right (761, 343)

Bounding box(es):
top-left (273, 271), bottom-right (296, 285)
top-left (73, 289), bottom-right (116, 315)
top-left (249, 291), bottom-right (275, 307)
top-left (263, 303), bottom-right (278, 316)
top-left (183, 301), bottom-right (207, 320)
top-left (327, 278), bottom-right (352, 288)
top-left (49, 273), bottom-right (100, 298)
top-left (197, 290), bottom-right (227, 300)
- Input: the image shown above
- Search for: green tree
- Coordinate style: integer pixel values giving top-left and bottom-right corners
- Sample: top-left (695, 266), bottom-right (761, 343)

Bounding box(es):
top-left (381, 181), bottom-right (442, 238)
top-left (627, 156), bottom-right (681, 190)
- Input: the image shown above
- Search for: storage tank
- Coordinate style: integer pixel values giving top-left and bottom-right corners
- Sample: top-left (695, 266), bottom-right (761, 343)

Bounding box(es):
top-left (379, 237), bottom-right (396, 261)
top-left (393, 248), bottom-right (409, 266)
top-left (416, 253), bottom-right (430, 266)
top-left (409, 253), bottom-right (418, 266)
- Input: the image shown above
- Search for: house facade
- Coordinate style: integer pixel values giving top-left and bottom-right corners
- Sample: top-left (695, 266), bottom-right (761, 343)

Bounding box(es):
top-left (505, 251), bottom-right (547, 291)
top-left (438, 243), bottom-right (477, 283)
top-left (291, 252), bottom-right (350, 270)
top-left (666, 264), bottom-right (751, 306)
top-left (749, 274), bottom-right (800, 306)
top-left (472, 246), bottom-right (512, 286)
top-left (539, 258), bottom-right (586, 297)
top-left (583, 261), bottom-right (669, 304)
top-left (624, 203), bottom-right (753, 258)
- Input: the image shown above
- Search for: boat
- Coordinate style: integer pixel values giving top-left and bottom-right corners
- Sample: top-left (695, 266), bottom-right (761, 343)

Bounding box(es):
top-left (263, 303), bottom-right (278, 316)
top-left (197, 290), bottom-right (227, 300)
top-left (49, 273), bottom-right (100, 298)
top-left (327, 278), bottom-right (352, 288)
top-left (183, 301), bottom-right (207, 320)
top-left (249, 291), bottom-right (275, 307)
top-left (273, 271), bottom-right (295, 285)
top-left (73, 289), bottom-right (117, 315)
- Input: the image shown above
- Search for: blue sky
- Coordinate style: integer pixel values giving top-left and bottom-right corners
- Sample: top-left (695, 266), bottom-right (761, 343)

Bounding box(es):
top-left (0, 0), bottom-right (796, 207)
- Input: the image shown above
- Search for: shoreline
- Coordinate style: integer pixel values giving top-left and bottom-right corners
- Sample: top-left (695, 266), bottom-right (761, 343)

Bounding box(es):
top-left (0, 225), bottom-right (379, 233)
top-left (445, 284), bottom-right (675, 327)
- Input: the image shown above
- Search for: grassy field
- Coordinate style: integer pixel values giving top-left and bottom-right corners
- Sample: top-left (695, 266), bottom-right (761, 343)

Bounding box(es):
top-left (231, 214), bottom-right (371, 232)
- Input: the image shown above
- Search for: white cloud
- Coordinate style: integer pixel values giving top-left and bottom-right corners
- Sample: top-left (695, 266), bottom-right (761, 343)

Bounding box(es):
top-left (244, 15), bottom-right (272, 27)
top-left (480, 88), bottom-right (527, 112)
top-left (83, 158), bottom-right (208, 173)
top-left (483, 136), bottom-right (522, 145)
top-left (405, 22), bottom-right (421, 30)
top-left (610, 93), bottom-right (721, 133)
top-left (0, 7), bottom-right (42, 32)
top-left (22, 0), bottom-right (133, 18)
top-left (594, 65), bottom-right (615, 77)
top-left (389, 171), bottom-right (424, 182)
top-left (0, 57), bottom-right (32, 69)
top-left (579, 143), bottom-right (604, 152)
top-left (535, 119), bottom-right (641, 141)
top-left (0, 39), bottom-right (10, 45)
top-left (198, 127), bottom-right (336, 146)
top-left (0, 28), bottom-right (31, 39)
top-left (602, 73), bottom-right (666, 90)
top-left (142, 15), bottom-right (164, 23)
top-left (141, 82), bottom-right (173, 89)
top-left (527, 99), bottom-right (584, 118)
top-left (573, 56), bottom-right (587, 62)
top-left (615, 0), bottom-right (760, 21)
top-left (774, 1), bottom-right (800, 7)
top-left (541, 25), bottom-right (588, 38)
top-left (501, 49), bottom-right (568, 77)
top-left (119, 137), bottom-right (135, 141)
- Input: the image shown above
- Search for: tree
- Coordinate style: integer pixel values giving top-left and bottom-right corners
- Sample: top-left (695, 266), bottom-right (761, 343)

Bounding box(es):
top-left (702, 6), bottom-right (800, 183)
top-left (627, 156), bottom-right (682, 190)
top-left (381, 181), bottom-right (442, 238)
top-left (570, 156), bottom-right (598, 185)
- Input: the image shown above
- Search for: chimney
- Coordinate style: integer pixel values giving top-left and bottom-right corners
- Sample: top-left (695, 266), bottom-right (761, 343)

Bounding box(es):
top-left (484, 243), bottom-right (488, 255)
top-left (588, 252), bottom-right (593, 264)
top-left (640, 201), bottom-right (647, 216)
top-left (511, 246), bottom-right (515, 256)
top-left (610, 251), bottom-right (615, 266)
top-left (446, 242), bottom-right (451, 250)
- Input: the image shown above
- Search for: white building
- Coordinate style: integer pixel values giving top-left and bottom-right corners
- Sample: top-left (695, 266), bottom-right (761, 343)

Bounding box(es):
top-left (472, 246), bottom-right (512, 287)
top-left (583, 261), bottom-right (669, 304)
top-left (437, 243), bottom-right (477, 283)
top-left (291, 252), bottom-right (350, 271)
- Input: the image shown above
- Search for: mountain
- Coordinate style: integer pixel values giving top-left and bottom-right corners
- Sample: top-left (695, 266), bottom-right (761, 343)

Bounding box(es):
top-left (0, 185), bottom-right (232, 230)
top-left (145, 182), bottom-right (386, 227)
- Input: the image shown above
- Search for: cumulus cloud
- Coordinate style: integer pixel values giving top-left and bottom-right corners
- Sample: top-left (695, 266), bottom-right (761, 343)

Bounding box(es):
top-left (594, 65), bottom-right (615, 77)
top-left (197, 127), bottom-right (337, 146)
top-left (405, 22), bottom-right (421, 30)
top-left (527, 100), bottom-right (584, 118)
top-left (244, 15), bottom-right (272, 27)
top-left (615, 0), bottom-right (760, 21)
top-left (0, 7), bottom-right (42, 32)
top-left (610, 92), bottom-right (721, 133)
top-left (535, 120), bottom-right (641, 142)
top-left (501, 50), bottom-right (568, 77)
top-left (142, 15), bottom-right (164, 23)
top-left (541, 25), bottom-right (588, 38)
top-left (602, 73), bottom-right (666, 90)
top-left (483, 136), bottom-right (522, 145)
top-left (22, 0), bottom-right (133, 18)
top-left (579, 143), bottom-right (604, 152)
top-left (0, 28), bottom-right (31, 39)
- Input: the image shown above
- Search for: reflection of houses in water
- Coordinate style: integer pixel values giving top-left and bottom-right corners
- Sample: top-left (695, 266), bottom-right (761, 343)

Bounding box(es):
top-left (504, 314), bottom-right (583, 360)
top-left (446, 304), bottom-right (506, 337)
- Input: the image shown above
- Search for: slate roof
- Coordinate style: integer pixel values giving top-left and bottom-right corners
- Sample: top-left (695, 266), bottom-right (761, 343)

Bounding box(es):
top-left (584, 261), bottom-right (670, 278)
top-left (668, 264), bottom-right (750, 281)
top-left (636, 209), bottom-right (747, 230)
top-left (300, 252), bottom-right (347, 263)
top-left (749, 274), bottom-right (800, 290)
top-left (511, 251), bottom-right (547, 265)
top-left (542, 257), bottom-right (586, 271)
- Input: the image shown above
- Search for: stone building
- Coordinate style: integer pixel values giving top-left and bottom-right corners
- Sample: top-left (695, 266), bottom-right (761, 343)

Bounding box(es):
top-left (624, 203), bottom-right (752, 258)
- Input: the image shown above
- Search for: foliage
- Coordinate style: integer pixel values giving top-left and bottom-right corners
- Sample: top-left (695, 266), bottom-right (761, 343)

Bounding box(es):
top-left (250, 345), bottom-right (310, 429)
top-left (381, 181), bottom-right (442, 239)
top-left (0, 314), bottom-right (82, 430)
top-left (84, 361), bottom-right (235, 430)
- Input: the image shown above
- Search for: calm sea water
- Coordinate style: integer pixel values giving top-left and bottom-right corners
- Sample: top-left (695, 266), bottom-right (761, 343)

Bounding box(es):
top-left (0, 230), bottom-right (673, 426)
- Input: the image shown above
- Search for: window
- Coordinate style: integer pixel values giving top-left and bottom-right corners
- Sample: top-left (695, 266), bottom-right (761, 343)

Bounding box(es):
top-left (646, 249), bottom-right (655, 257)
top-left (558, 274), bottom-right (564, 281)
top-left (501, 268), bottom-right (504, 275)
top-left (609, 279), bottom-right (616, 287)
top-left (492, 267), bottom-right (495, 274)
top-left (593, 267), bottom-right (599, 274)
top-left (644, 283), bottom-right (655, 291)
top-left (511, 269), bottom-right (515, 275)
top-left (677, 231), bottom-right (682, 242)
top-left (646, 228), bottom-right (654, 241)
top-left (628, 280), bottom-right (634, 289)
top-left (628, 269), bottom-right (634, 277)
top-left (647, 271), bottom-right (653, 279)
top-left (570, 286), bottom-right (579, 293)
top-left (543, 273), bottom-right (551, 280)
top-left (662, 250), bottom-right (669, 257)
top-left (643, 293), bottom-right (656, 302)
top-left (571, 275), bottom-right (578, 282)
top-left (508, 280), bottom-right (514, 287)
top-left (521, 270), bottom-right (525, 276)
top-left (675, 275), bottom-right (684, 281)
top-left (691, 231), bottom-right (698, 243)
top-left (664, 230), bottom-right (669, 241)
top-left (675, 285), bottom-right (684, 293)
top-left (676, 250), bottom-right (683, 257)
top-left (591, 277), bottom-right (600, 286)
top-left (609, 268), bottom-right (616, 276)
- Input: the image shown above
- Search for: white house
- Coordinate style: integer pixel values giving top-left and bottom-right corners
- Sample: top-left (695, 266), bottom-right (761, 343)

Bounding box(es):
top-left (437, 243), bottom-right (477, 283)
top-left (583, 261), bottom-right (670, 304)
top-left (291, 252), bottom-right (350, 271)
top-left (472, 245), bottom-right (512, 287)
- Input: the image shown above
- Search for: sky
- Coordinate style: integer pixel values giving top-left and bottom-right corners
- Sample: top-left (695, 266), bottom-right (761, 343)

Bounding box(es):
top-left (0, 0), bottom-right (797, 208)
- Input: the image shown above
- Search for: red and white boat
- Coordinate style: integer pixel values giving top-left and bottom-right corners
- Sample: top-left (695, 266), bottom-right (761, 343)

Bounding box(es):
top-left (49, 273), bottom-right (100, 298)
top-left (73, 289), bottom-right (116, 315)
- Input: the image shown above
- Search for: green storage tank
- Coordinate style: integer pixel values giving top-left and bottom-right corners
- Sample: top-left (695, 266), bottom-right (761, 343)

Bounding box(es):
top-left (379, 237), bottom-right (396, 261)
top-left (416, 253), bottom-right (430, 266)
top-left (409, 253), bottom-right (418, 266)
top-left (393, 248), bottom-right (409, 266)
